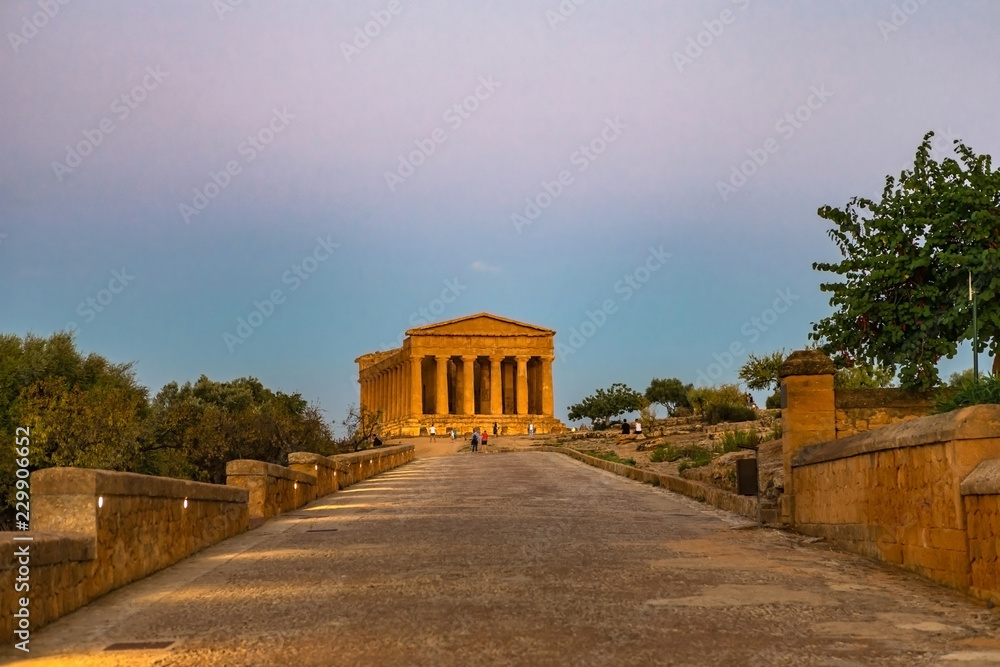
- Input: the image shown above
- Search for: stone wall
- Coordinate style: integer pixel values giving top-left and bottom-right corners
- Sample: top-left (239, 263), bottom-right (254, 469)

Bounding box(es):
top-left (539, 447), bottom-right (758, 521)
top-left (791, 405), bottom-right (1000, 597)
top-left (226, 445), bottom-right (415, 525)
top-left (2, 444), bottom-right (415, 644)
top-left (2, 470), bottom-right (249, 644)
top-left (226, 460), bottom-right (316, 527)
top-left (834, 388), bottom-right (936, 439)
top-left (961, 459), bottom-right (1000, 606)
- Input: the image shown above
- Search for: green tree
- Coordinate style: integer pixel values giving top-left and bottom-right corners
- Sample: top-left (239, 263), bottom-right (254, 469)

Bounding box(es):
top-left (337, 404), bottom-right (384, 452)
top-left (568, 383), bottom-right (645, 428)
top-left (644, 378), bottom-right (692, 415)
top-left (0, 332), bottom-right (150, 528)
top-left (810, 131), bottom-right (1000, 392)
top-left (738, 350), bottom-right (787, 391)
top-left (834, 365), bottom-right (895, 389)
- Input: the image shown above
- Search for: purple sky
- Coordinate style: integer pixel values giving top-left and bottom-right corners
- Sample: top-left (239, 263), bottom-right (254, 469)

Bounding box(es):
top-left (2, 1), bottom-right (998, 429)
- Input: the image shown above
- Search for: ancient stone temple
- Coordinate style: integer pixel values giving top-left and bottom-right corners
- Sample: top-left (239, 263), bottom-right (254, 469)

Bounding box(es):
top-left (356, 313), bottom-right (566, 436)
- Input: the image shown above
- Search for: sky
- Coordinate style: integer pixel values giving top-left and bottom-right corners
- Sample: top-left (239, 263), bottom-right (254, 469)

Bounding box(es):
top-left (2, 0), bottom-right (998, 430)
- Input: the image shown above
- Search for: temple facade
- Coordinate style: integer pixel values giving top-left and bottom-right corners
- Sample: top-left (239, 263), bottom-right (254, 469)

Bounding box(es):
top-left (356, 313), bottom-right (565, 436)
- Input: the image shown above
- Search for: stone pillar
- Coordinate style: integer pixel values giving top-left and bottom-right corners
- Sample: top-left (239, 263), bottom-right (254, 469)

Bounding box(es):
top-left (515, 355), bottom-right (530, 416)
top-left (489, 356), bottom-right (503, 415)
top-left (409, 356), bottom-right (423, 417)
top-left (435, 355), bottom-right (450, 415)
top-left (541, 355), bottom-right (555, 417)
top-left (387, 367), bottom-right (395, 421)
top-left (778, 349), bottom-right (836, 526)
top-left (393, 364), bottom-right (402, 420)
top-left (461, 355), bottom-right (476, 415)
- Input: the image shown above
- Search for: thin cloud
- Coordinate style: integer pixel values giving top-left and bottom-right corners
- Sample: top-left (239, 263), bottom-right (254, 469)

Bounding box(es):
top-left (471, 260), bottom-right (501, 273)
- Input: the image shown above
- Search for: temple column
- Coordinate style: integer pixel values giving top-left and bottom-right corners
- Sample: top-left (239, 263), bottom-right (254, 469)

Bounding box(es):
top-left (386, 368), bottom-right (393, 420)
top-left (390, 365), bottom-right (399, 420)
top-left (435, 355), bottom-right (450, 415)
top-left (515, 355), bottom-right (529, 416)
top-left (489, 356), bottom-right (503, 415)
top-left (461, 355), bottom-right (476, 415)
top-left (541, 355), bottom-right (555, 417)
top-left (409, 356), bottom-right (423, 417)
top-left (394, 364), bottom-right (403, 419)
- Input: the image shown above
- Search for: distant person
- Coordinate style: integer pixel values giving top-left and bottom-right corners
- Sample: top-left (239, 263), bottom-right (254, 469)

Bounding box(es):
top-left (621, 420), bottom-right (630, 435)
top-left (471, 429), bottom-right (480, 453)
top-left (451, 428), bottom-right (457, 441)
top-left (634, 419), bottom-right (642, 435)
top-left (373, 434), bottom-right (383, 448)
top-left (528, 422), bottom-right (535, 437)
top-left (429, 424), bottom-right (437, 441)
top-left (493, 422), bottom-right (499, 436)
top-left (481, 429), bottom-right (488, 450)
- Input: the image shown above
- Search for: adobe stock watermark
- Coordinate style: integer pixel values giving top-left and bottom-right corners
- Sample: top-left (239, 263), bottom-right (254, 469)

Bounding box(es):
top-left (556, 245), bottom-right (670, 362)
top-left (716, 85), bottom-right (833, 202)
top-left (511, 117), bottom-right (626, 234)
top-left (51, 66), bottom-right (168, 183)
top-left (384, 76), bottom-right (501, 192)
top-left (179, 107), bottom-right (294, 224)
top-left (340, 0), bottom-right (412, 63)
top-left (694, 288), bottom-right (799, 385)
top-left (673, 0), bottom-right (751, 73)
top-left (7, 0), bottom-right (72, 53)
top-left (545, 0), bottom-right (587, 30)
top-left (64, 268), bottom-right (136, 336)
top-left (223, 235), bottom-right (339, 353)
top-left (375, 277), bottom-right (469, 351)
top-left (877, 0), bottom-right (931, 41)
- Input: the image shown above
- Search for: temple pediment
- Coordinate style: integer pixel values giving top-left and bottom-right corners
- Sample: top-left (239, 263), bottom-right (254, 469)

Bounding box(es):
top-left (406, 313), bottom-right (554, 337)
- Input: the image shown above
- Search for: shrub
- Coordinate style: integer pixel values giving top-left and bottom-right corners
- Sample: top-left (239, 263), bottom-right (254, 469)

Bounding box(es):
top-left (705, 403), bottom-right (757, 425)
top-left (718, 429), bottom-right (762, 453)
top-left (934, 374), bottom-right (1000, 414)
top-left (677, 447), bottom-right (714, 472)
top-left (765, 390), bottom-right (781, 409)
top-left (649, 445), bottom-right (671, 463)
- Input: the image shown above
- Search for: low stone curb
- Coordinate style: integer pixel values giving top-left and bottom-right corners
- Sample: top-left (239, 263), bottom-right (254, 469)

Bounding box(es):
top-left (536, 446), bottom-right (758, 521)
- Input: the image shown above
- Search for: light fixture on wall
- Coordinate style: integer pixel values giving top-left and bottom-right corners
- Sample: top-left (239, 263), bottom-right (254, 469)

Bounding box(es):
top-left (294, 482), bottom-right (298, 489)
top-left (183, 498), bottom-right (188, 509)
top-left (98, 496), bottom-right (104, 509)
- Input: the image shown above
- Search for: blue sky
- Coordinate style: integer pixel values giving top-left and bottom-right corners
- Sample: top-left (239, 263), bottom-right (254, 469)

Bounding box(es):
top-left (2, 1), bottom-right (998, 430)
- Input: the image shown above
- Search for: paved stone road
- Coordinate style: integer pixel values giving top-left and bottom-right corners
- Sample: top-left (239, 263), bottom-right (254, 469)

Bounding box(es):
top-left (5, 452), bottom-right (1000, 666)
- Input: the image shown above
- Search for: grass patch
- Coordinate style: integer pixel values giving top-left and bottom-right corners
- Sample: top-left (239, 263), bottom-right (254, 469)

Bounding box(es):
top-left (677, 447), bottom-right (714, 473)
top-left (718, 429), bottom-right (762, 453)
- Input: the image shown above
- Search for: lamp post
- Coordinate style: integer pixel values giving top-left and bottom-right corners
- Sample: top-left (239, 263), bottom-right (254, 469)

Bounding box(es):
top-left (971, 270), bottom-right (979, 382)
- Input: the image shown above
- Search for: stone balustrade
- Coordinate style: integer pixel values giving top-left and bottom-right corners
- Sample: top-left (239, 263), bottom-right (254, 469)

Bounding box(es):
top-left (791, 405), bottom-right (1000, 601)
top-left (2, 444), bottom-right (415, 644)
top-left (2, 469), bottom-right (249, 643)
top-left (961, 459), bottom-right (1000, 606)
top-left (226, 460), bottom-right (317, 527)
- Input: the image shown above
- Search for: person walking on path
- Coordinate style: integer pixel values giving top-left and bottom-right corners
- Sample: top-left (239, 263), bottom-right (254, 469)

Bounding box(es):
top-left (493, 422), bottom-right (498, 437)
top-left (481, 429), bottom-right (488, 451)
top-left (429, 425), bottom-right (437, 442)
top-left (471, 429), bottom-right (480, 453)
top-left (528, 422), bottom-right (535, 437)
top-left (451, 428), bottom-right (456, 441)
